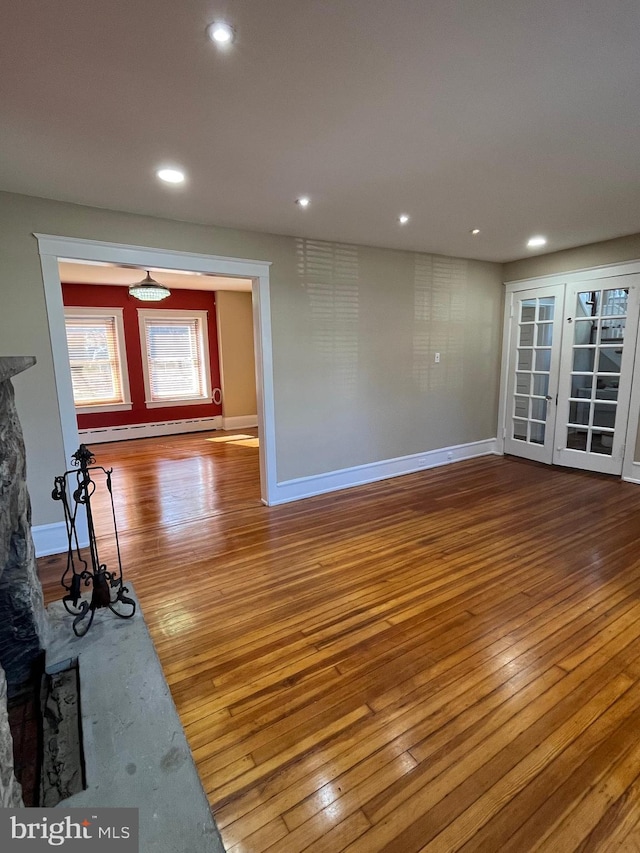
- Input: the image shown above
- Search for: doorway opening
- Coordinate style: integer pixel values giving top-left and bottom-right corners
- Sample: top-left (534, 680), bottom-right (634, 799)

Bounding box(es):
top-left (58, 259), bottom-right (257, 442)
top-left (36, 234), bottom-right (276, 549)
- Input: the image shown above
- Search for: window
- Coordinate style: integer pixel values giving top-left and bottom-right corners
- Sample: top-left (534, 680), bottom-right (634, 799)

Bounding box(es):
top-left (64, 308), bottom-right (131, 412)
top-left (138, 309), bottom-right (212, 407)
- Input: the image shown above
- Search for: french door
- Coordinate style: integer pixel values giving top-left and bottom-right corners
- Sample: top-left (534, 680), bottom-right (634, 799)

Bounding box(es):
top-left (504, 275), bottom-right (640, 476)
top-left (504, 285), bottom-right (564, 464)
top-left (553, 276), bottom-right (640, 474)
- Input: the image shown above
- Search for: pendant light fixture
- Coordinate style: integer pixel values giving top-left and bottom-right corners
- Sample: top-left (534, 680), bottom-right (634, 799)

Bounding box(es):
top-left (128, 271), bottom-right (171, 302)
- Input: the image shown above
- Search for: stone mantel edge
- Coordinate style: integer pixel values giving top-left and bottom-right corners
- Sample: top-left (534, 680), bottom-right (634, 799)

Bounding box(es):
top-left (0, 356), bottom-right (36, 383)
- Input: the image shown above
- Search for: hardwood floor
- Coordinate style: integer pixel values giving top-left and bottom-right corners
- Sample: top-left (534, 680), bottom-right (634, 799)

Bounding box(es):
top-left (38, 432), bottom-right (640, 851)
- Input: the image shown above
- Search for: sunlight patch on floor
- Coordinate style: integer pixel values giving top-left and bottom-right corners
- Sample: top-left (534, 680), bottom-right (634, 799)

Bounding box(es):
top-left (206, 434), bottom-right (259, 448)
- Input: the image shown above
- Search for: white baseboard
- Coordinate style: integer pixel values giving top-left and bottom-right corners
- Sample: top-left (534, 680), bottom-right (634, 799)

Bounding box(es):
top-left (34, 436), bottom-right (498, 552)
top-left (221, 415), bottom-right (258, 430)
top-left (33, 521), bottom-right (89, 558)
top-left (79, 415), bottom-right (223, 444)
top-left (623, 461), bottom-right (640, 485)
top-left (268, 438), bottom-right (499, 505)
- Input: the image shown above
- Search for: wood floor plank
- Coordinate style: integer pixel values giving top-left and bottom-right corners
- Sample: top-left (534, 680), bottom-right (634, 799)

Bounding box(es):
top-left (415, 674), bottom-right (633, 853)
top-left (457, 679), bottom-right (640, 852)
top-left (37, 434), bottom-right (640, 852)
top-left (534, 735), bottom-right (640, 852)
top-left (361, 657), bottom-right (628, 834)
top-left (597, 803), bottom-right (640, 853)
top-left (225, 816), bottom-right (289, 853)
top-left (282, 751), bottom-right (418, 833)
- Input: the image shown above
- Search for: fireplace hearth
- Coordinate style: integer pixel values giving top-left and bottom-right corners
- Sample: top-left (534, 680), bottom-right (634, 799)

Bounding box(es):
top-left (1, 355), bottom-right (225, 849)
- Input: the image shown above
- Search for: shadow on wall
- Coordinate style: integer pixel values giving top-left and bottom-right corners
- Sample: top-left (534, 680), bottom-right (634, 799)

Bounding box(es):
top-left (296, 238), bottom-right (360, 397)
top-left (413, 254), bottom-right (467, 394)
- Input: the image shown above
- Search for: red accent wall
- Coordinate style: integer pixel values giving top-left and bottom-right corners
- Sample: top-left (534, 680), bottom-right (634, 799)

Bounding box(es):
top-left (62, 283), bottom-right (222, 429)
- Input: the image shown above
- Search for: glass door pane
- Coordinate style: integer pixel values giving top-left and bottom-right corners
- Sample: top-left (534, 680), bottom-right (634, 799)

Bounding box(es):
top-left (511, 296), bottom-right (554, 447)
top-left (564, 288), bottom-right (625, 456)
top-left (504, 286), bottom-right (564, 465)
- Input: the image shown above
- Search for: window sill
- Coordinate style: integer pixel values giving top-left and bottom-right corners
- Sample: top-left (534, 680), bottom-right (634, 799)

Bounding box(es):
top-left (144, 397), bottom-right (213, 409)
top-left (75, 402), bottom-right (133, 415)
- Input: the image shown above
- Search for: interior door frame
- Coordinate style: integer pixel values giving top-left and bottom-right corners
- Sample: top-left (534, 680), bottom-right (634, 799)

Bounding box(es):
top-left (500, 258), bottom-right (640, 481)
top-left (35, 234), bottom-right (277, 535)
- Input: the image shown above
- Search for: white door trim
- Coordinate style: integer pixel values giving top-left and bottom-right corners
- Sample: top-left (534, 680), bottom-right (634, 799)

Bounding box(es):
top-left (622, 292), bottom-right (640, 483)
top-left (34, 233), bottom-right (277, 509)
top-left (495, 291), bottom-right (514, 456)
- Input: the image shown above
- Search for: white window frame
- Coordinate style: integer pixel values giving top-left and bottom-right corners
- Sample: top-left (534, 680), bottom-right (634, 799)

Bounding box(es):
top-left (137, 308), bottom-right (213, 408)
top-left (64, 307), bottom-right (132, 414)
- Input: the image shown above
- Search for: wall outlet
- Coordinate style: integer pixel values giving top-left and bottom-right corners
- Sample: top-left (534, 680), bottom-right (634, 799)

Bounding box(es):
top-left (434, 352), bottom-right (441, 363)
top-left (447, 452), bottom-right (453, 460)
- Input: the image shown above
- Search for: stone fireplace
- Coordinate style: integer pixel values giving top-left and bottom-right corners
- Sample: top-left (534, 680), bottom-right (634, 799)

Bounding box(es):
top-left (0, 355), bottom-right (49, 807)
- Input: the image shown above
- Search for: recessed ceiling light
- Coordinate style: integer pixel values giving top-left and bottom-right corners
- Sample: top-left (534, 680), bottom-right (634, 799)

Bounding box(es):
top-left (156, 168), bottom-right (185, 184)
top-left (296, 196), bottom-right (310, 208)
top-left (207, 21), bottom-right (235, 45)
top-left (398, 214), bottom-right (410, 225)
top-left (527, 235), bottom-right (547, 249)
top-left (470, 228), bottom-right (481, 235)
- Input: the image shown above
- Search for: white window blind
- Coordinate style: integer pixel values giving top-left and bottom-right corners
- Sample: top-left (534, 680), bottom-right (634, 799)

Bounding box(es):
top-left (141, 315), bottom-right (210, 403)
top-left (65, 312), bottom-right (128, 408)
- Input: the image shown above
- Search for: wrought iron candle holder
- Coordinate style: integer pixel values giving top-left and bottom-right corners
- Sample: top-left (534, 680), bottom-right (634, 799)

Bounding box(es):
top-left (52, 444), bottom-right (135, 637)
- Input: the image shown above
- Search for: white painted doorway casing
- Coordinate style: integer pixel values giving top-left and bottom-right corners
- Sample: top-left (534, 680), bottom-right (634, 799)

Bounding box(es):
top-left (35, 234), bottom-right (276, 551)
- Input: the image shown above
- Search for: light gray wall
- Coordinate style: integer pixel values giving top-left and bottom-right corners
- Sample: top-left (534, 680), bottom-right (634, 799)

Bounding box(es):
top-left (277, 241), bottom-right (503, 478)
top-left (503, 232), bottom-right (640, 282)
top-left (0, 191), bottom-right (504, 527)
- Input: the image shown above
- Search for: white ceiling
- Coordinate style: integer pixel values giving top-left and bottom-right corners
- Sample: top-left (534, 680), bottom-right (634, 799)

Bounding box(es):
top-left (2, 0), bottom-right (640, 263)
top-left (58, 260), bottom-right (252, 291)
